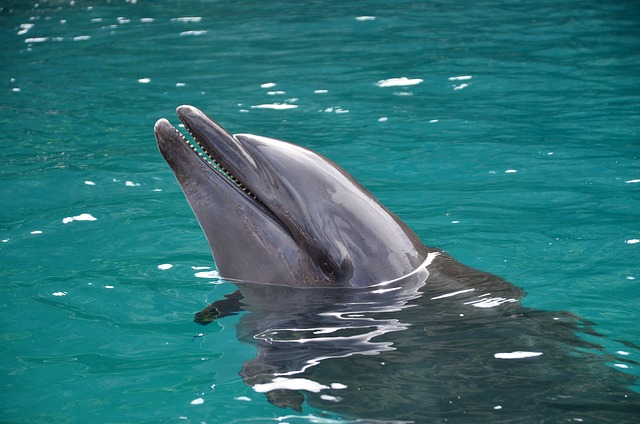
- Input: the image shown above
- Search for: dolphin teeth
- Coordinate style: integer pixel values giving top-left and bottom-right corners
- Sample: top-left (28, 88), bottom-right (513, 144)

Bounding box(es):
top-left (174, 123), bottom-right (262, 204)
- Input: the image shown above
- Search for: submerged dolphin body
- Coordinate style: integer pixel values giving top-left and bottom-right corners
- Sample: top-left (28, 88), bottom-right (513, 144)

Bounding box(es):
top-left (155, 106), bottom-right (639, 421)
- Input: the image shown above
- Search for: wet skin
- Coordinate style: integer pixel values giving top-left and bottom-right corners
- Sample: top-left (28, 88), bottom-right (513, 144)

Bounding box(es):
top-left (155, 106), bottom-right (639, 421)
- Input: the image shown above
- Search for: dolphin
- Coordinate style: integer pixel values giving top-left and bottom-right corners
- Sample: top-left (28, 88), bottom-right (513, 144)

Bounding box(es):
top-left (154, 106), bottom-right (639, 421)
top-left (154, 105), bottom-right (429, 287)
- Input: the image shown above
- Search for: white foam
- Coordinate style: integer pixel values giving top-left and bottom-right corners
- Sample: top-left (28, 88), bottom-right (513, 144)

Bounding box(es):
top-left (73, 35), bottom-right (91, 41)
top-left (125, 180), bottom-right (141, 186)
top-left (25, 37), bottom-right (48, 43)
top-left (625, 239), bottom-right (639, 244)
top-left (17, 23), bottom-right (34, 35)
top-left (449, 75), bottom-right (472, 81)
top-left (52, 291), bottom-right (67, 297)
top-left (356, 16), bottom-right (376, 21)
top-left (494, 351), bottom-right (543, 359)
top-left (453, 83), bottom-right (469, 90)
top-left (190, 397), bottom-right (204, 405)
top-left (260, 82), bottom-right (276, 88)
top-left (194, 270), bottom-right (220, 279)
top-left (254, 377), bottom-right (330, 393)
top-left (140, 18), bottom-right (154, 23)
top-left (30, 230), bottom-right (43, 235)
top-left (376, 77), bottom-right (423, 87)
top-left (137, 78), bottom-right (150, 84)
top-left (180, 30), bottom-right (207, 36)
top-left (172, 17), bottom-right (202, 23)
top-left (625, 179), bottom-right (640, 183)
top-left (322, 106), bottom-right (349, 114)
top-left (157, 264), bottom-right (173, 270)
top-left (251, 104), bottom-right (298, 110)
top-left (62, 213), bottom-right (97, 224)
top-left (84, 180), bottom-right (96, 185)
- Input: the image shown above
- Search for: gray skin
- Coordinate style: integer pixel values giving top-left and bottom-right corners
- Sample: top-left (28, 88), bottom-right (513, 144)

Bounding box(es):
top-left (154, 107), bottom-right (639, 420)
top-left (155, 105), bottom-right (428, 288)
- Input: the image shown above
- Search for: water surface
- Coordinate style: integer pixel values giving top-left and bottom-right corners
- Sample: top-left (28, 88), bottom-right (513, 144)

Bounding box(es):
top-left (1, 0), bottom-right (639, 422)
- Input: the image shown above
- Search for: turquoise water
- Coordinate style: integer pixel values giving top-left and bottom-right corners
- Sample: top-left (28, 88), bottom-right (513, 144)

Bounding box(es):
top-left (2, 0), bottom-right (639, 422)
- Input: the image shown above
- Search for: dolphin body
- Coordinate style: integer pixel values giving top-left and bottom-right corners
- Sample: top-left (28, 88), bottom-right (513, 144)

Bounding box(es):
top-left (155, 106), bottom-right (639, 422)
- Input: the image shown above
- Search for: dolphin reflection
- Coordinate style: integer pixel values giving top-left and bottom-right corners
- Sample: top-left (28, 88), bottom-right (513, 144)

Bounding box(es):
top-left (195, 253), bottom-right (639, 421)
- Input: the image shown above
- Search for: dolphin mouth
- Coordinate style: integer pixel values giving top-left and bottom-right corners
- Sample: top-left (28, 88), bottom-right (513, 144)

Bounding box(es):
top-left (154, 106), bottom-right (287, 233)
top-left (156, 109), bottom-right (259, 202)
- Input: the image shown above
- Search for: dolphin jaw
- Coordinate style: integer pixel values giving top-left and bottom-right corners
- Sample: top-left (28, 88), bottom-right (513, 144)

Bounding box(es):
top-left (169, 119), bottom-right (260, 202)
top-left (155, 112), bottom-right (296, 247)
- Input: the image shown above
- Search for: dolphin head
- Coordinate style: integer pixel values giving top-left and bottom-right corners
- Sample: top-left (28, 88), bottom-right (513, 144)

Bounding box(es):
top-left (155, 105), bottom-right (428, 287)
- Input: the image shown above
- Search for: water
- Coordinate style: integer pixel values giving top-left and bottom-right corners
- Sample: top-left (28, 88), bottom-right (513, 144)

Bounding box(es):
top-left (1, 0), bottom-right (639, 422)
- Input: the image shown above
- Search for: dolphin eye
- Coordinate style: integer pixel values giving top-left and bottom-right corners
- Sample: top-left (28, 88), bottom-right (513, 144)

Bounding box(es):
top-left (320, 259), bottom-right (336, 279)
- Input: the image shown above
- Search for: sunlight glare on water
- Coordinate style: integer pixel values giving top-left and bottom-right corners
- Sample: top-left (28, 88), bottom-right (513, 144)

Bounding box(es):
top-left (1, 0), bottom-right (639, 422)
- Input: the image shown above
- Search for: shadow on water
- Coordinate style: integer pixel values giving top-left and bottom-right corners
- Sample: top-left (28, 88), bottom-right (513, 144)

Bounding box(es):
top-left (195, 251), bottom-right (640, 423)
